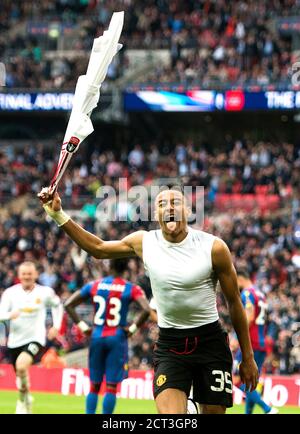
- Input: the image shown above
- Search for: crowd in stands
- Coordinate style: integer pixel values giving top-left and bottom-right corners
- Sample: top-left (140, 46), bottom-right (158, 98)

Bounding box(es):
top-left (0, 138), bottom-right (300, 374)
top-left (0, 0), bottom-right (297, 89)
top-left (0, 139), bottom-right (298, 204)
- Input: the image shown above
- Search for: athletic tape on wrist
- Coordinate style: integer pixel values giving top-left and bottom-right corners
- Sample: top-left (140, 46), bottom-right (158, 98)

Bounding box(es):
top-left (43, 203), bottom-right (70, 227)
top-left (77, 321), bottom-right (90, 333)
top-left (128, 323), bottom-right (138, 335)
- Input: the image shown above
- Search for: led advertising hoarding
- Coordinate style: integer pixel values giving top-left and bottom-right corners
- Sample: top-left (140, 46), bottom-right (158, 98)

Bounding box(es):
top-left (124, 90), bottom-right (300, 112)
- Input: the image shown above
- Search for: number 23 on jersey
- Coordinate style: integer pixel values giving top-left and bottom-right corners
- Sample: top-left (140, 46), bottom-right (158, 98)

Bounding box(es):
top-left (93, 295), bottom-right (122, 327)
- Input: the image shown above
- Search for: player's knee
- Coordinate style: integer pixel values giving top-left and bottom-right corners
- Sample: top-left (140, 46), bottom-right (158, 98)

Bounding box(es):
top-left (106, 382), bottom-right (117, 394)
top-left (16, 366), bottom-right (27, 377)
top-left (200, 404), bottom-right (226, 414)
top-left (155, 389), bottom-right (187, 414)
top-left (16, 352), bottom-right (33, 372)
top-left (90, 382), bottom-right (101, 394)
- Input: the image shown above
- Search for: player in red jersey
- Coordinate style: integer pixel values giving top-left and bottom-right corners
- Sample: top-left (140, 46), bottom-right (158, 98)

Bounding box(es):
top-left (64, 258), bottom-right (150, 414)
top-left (236, 269), bottom-right (278, 414)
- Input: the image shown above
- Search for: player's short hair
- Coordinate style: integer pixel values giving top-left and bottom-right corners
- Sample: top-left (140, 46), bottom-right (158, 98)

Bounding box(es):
top-left (109, 258), bottom-right (128, 275)
top-left (155, 184), bottom-right (185, 206)
top-left (236, 268), bottom-right (250, 279)
top-left (18, 261), bottom-right (37, 271)
top-left (159, 182), bottom-right (184, 195)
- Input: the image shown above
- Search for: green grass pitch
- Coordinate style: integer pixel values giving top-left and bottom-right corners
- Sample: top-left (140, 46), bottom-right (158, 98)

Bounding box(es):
top-left (0, 390), bottom-right (299, 414)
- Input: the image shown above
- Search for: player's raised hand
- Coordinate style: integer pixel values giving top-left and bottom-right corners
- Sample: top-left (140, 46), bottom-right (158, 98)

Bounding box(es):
top-left (37, 189), bottom-right (70, 226)
top-left (37, 188), bottom-right (61, 211)
top-left (121, 325), bottom-right (132, 337)
top-left (239, 356), bottom-right (259, 392)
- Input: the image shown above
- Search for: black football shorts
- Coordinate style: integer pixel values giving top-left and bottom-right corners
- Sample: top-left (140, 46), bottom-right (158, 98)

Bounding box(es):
top-left (153, 320), bottom-right (233, 407)
top-left (9, 341), bottom-right (45, 368)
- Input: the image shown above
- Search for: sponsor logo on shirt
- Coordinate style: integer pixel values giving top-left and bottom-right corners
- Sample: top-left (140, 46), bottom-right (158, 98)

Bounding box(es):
top-left (21, 307), bottom-right (38, 313)
top-left (97, 283), bottom-right (126, 292)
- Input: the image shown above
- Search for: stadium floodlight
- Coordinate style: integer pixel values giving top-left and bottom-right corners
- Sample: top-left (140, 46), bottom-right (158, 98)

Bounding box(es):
top-left (48, 11), bottom-right (124, 196)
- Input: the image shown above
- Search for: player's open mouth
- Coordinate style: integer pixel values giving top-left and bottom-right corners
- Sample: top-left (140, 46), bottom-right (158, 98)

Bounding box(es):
top-left (163, 214), bottom-right (181, 232)
top-left (164, 214), bottom-right (177, 222)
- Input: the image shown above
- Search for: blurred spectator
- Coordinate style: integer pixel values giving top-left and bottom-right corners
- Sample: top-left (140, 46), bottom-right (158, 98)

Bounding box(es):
top-left (41, 347), bottom-right (67, 368)
top-left (0, 0), bottom-right (297, 89)
top-left (0, 140), bottom-right (298, 205)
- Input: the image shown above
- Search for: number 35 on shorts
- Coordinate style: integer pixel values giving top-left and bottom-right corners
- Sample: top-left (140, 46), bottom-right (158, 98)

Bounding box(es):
top-left (210, 370), bottom-right (233, 394)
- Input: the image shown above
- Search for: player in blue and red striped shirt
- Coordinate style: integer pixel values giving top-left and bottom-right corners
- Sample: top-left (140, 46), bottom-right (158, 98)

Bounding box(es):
top-left (64, 258), bottom-right (150, 414)
top-left (236, 269), bottom-right (278, 414)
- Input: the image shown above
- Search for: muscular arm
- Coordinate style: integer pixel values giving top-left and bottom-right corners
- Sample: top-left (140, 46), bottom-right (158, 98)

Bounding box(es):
top-left (149, 309), bottom-right (158, 323)
top-left (63, 219), bottom-right (145, 259)
top-left (244, 304), bottom-right (255, 325)
top-left (212, 238), bottom-right (258, 391)
top-left (123, 293), bottom-right (151, 337)
top-left (63, 290), bottom-right (86, 325)
top-left (38, 192), bottom-right (145, 259)
top-left (132, 296), bottom-right (151, 329)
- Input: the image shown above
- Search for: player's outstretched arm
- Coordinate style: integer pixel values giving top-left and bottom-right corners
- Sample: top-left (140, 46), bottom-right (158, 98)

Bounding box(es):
top-left (212, 238), bottom-right (259, 392)
top-left (38, 190), bottom-right (145, 259)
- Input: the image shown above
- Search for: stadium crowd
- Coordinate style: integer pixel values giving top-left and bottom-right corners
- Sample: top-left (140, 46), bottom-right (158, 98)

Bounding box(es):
top-left (0, 139), bottom-right (298, 203)
top-left (0, 138), bottom-right (300, 374)
top-left (0, 0), bottom-right (297, 89)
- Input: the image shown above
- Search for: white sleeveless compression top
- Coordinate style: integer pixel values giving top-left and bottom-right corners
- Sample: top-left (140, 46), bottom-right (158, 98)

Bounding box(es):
top-left (143, 227), bottom-right (219, 329)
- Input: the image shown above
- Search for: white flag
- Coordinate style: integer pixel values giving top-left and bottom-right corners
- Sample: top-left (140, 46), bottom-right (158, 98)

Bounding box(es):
top-left (49, 11), bottom-right (124, 195)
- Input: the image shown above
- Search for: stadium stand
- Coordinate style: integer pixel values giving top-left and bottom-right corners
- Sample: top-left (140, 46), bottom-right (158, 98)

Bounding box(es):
top-left (0, 0), bottom-right (298, 89)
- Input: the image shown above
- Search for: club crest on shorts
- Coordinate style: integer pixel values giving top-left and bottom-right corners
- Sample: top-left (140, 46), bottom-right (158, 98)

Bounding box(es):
top-left (66, 136), bottom-right (80, 153)
top-left (156, 374), bottom-right (167, 387)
